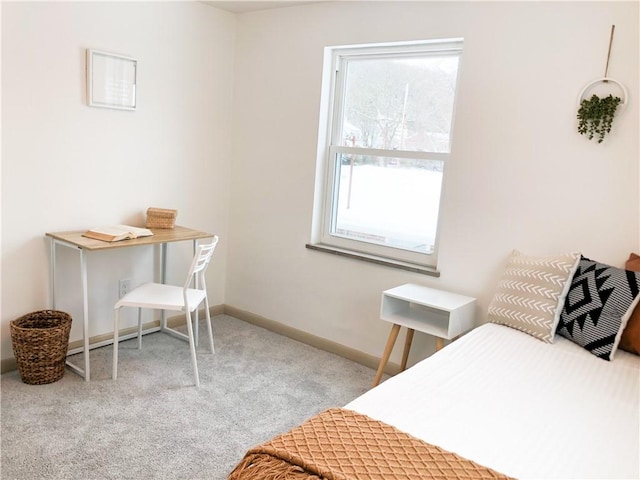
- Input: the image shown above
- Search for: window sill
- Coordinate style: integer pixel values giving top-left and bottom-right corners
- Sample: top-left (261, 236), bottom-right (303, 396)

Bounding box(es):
top-left (305, 243), bottom-right (440, 277)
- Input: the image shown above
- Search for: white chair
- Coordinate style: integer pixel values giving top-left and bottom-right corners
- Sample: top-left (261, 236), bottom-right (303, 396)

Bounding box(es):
top-left (112, 236), bottom-right (219, 387)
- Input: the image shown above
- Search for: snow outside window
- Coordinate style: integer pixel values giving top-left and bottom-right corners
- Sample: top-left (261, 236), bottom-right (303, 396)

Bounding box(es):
top-left (312, 39), bottom-right (463, 271)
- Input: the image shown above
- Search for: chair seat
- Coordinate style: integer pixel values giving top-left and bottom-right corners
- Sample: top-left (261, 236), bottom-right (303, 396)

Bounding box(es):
top-left (115, 282), bottom-right (206, 312)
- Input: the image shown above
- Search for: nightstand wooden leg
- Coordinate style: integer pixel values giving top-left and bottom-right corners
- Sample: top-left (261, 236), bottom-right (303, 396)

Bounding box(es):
top-left (435, 337), bottom-right (444, 351)
top-left (400, 328), bottom-right (414, 372)
top-left (372, 323), bottom-right (401, 387)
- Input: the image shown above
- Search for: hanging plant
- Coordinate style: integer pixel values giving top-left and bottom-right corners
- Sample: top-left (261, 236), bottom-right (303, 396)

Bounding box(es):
top-left (577, 94), bottom-right (621, 143)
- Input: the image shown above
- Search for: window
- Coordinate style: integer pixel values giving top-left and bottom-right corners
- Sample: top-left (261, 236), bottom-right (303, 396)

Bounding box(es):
top-left (311, 39), bottom-right (463, 272)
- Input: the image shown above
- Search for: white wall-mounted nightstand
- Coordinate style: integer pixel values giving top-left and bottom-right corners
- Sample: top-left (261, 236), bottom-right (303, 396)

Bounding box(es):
top-left (372, 283), bottom-right (477, 387)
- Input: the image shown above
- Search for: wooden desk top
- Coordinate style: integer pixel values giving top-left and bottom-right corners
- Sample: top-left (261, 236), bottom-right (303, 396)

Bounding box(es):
top-left (46, 225), bottom-right (214, 251)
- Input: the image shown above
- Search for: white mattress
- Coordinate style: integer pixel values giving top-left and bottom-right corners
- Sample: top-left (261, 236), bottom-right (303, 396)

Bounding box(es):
top-left (347, 323), bottom-right (640, 479)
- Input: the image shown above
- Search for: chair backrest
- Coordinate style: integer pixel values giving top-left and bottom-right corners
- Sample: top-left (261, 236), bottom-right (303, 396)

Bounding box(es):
top-left (184, 236), bottom-right (219, 291)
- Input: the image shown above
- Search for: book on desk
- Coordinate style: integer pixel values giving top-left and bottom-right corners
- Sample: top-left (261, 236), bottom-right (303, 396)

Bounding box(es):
top-left (82, 225), bottom-right (153, 242)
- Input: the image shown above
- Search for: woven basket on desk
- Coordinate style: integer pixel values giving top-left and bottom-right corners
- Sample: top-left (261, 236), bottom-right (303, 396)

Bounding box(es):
top-left (10, 310), bottom-right (72, 385)
top-left (146, 207), bottom-right (177, 229)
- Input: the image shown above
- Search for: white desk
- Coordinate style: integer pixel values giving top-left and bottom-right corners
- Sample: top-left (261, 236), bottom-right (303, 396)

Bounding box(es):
top-left (46, 226), bottom-right (214, 381)
top-left (373, 283), bottom-right (476, 386)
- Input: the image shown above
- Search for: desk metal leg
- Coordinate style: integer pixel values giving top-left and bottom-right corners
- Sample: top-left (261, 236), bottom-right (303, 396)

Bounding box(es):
top-left (65, 248), bottom-right (90, 380)
top-left (193, 239), bottom-right (199, 347)
top-left (79, 250), bottom-right (90, 380)
top-left (51, 239), bottom-right (89, 381)
top-left (49, 238), bottom-right (56, 309)
top-left (160, 242), bottom-right (167, 331)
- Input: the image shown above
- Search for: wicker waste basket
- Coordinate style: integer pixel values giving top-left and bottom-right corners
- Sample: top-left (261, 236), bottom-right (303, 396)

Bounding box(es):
top-left (10, 310), bottom-right (72, 385)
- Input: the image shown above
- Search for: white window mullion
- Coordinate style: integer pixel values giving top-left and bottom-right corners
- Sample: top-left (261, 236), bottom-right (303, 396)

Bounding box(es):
top-left (331, 146), bottom-right (450, 162)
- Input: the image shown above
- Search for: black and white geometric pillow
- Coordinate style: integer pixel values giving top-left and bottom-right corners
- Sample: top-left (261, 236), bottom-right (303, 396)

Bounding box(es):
top-left (557, 256), bottom-right (640, 360)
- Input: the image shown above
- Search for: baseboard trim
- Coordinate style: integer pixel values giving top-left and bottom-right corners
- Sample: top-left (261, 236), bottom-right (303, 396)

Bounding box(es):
top-left (1, 357), bottom-right (17, 374)
top-left (222, 305), bottom-right (400, 377)
top-left (1, 304), bottom-right (398, 379)
top-left (1, 305), bottom-right (226, 374)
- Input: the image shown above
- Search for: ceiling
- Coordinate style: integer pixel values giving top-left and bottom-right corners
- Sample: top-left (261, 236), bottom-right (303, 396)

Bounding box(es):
top-left (203, 1), bottom-right (324, 14)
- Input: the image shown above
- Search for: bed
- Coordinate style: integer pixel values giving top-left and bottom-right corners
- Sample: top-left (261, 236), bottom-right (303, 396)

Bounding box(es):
top-left (348, 323), bottom-right (640, 479)
top-left (229, 252), bottom-right (640, 479)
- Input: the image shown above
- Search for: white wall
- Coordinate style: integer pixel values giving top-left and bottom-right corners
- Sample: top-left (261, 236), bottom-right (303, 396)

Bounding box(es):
top-left (1, 2), bottom-right (236, 360)
top-left (2, 1), bottom-right (638, 371)
top-left (227, 2), bottom-right (639, 366)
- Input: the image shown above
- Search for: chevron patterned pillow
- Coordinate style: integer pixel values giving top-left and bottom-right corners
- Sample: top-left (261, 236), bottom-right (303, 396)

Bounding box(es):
top-left (488, 250), bottom-right (580, 343)
top-left (557, 256), bottom-right (640, 361)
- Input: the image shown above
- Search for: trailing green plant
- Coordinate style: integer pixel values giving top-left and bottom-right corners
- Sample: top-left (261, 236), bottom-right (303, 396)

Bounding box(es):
top-left (577, 94), bottom-right (621, 143)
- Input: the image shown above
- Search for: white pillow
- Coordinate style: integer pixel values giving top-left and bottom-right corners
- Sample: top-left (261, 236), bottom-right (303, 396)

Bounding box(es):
top-left (488, 250), bottom-right (580, 343)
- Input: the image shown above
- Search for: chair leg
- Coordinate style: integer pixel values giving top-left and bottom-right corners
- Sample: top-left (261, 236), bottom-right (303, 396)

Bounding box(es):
top-left (194, 308), bottom-right (199, 348)
top-left (113, 308), bottom-right (120, 380)
top-left (185, 310), bottom-right (200, 387)
top-left (137, 308), bottom-right (143, 350)
top-left (204, 297), bottom-right (215, 354)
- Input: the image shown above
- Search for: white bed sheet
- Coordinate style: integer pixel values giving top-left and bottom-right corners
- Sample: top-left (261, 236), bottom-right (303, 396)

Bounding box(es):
top-left (346, 323), bottom-right (640, 479)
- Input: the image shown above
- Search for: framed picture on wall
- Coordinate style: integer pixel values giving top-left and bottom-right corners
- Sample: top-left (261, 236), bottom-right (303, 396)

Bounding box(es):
top-left (86, 49), bottom-right (137, 111)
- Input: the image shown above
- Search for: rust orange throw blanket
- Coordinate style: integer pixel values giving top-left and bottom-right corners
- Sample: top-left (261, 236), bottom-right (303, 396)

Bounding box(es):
top-left (228, 408), bottom-right (513, 480)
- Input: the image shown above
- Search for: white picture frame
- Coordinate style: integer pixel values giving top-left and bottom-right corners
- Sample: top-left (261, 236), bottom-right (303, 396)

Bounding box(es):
top-left (87, 49), bottom-right (137, 111)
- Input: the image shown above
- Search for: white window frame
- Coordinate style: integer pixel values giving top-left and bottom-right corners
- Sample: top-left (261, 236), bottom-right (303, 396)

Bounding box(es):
top-left (310, 39), bottom-right (463, 273)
